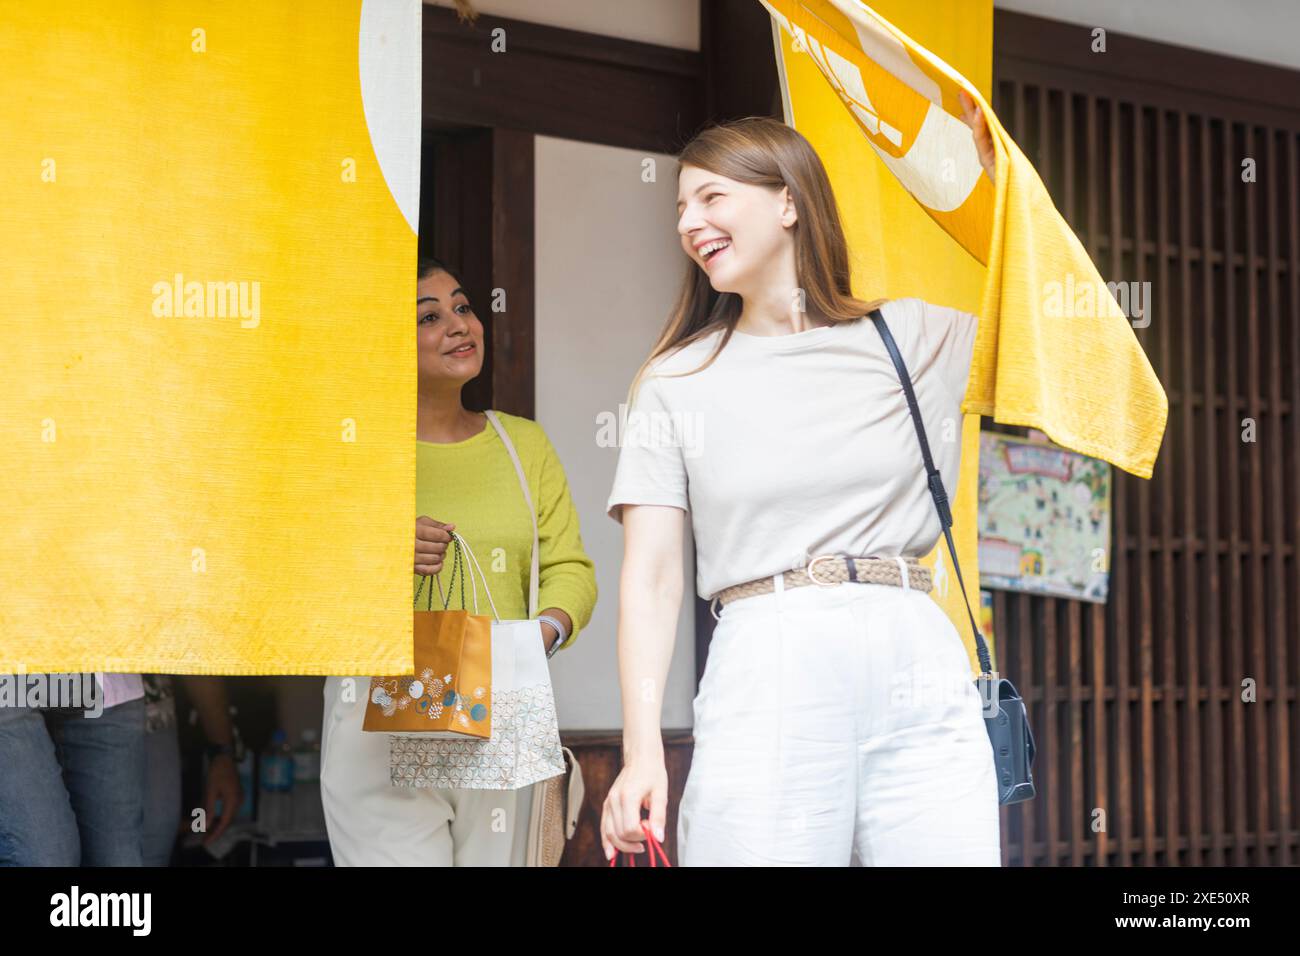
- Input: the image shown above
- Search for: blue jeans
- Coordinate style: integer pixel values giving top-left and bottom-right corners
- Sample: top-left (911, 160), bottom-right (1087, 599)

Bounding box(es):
top-left (141, 721), bottom-right (181, 866)
top-left (0, 697), bottom-right (146, 866)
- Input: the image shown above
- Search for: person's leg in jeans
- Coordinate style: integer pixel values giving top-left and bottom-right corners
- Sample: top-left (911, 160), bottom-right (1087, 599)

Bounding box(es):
top-left (0, 703), bottom-right (81, 865)
top-left (140, 721), bottom-right (182, 866)
top-left (49, 697), bottom-right (147, 866)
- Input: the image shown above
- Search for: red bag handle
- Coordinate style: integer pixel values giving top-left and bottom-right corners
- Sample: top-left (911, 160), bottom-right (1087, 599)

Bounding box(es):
top-left (608, 821), bottom-right (672, 867)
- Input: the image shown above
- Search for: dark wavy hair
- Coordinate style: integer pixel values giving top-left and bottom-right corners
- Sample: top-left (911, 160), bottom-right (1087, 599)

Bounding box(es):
top-left (418, 254), bottom-right (457, 281)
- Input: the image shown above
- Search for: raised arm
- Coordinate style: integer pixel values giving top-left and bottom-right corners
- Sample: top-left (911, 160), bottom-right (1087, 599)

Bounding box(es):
top-left (600, 502), bottom-right (685, 859)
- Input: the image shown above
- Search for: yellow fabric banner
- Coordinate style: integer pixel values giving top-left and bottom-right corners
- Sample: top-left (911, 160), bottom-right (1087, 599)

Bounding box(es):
top-left (1, 1), bottom-right (422, 674)
top-left (764, 0), bottom-right (1167, 477)
top-left (766, 0), bottom-right (1168, 670)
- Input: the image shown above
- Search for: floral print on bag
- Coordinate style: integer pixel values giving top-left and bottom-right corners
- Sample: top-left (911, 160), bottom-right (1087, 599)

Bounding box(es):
top-left (370, 668), bottom-right (488, 727)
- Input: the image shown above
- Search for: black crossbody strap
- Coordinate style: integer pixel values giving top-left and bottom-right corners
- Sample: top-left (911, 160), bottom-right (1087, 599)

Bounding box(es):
top-left (869, 309), bottom-right (993, 675)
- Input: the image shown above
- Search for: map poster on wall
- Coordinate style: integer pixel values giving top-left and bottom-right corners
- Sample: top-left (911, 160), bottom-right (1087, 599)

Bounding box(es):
top-left (979, 589), bottom-right (996, 647)
top-left (977, 432), bottom-right (1113, 603)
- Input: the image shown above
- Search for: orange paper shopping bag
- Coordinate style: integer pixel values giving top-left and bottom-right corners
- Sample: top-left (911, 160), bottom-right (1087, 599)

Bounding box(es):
top-left (362, 537), bottom-right (492, 739)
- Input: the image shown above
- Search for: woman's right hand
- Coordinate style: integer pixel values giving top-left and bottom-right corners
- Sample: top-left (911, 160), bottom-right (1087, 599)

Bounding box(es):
top-left (600, 754), bottom-right (668, 860)
top-left (414, 516), bottom-right (455, 576)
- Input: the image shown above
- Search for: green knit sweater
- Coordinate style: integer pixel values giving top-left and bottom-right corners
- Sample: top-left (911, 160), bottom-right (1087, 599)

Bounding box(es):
top-left (414, 411), bottom-right (597, 650)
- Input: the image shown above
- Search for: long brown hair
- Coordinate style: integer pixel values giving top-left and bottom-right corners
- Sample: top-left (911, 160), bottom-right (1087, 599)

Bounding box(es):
top-left (629, 116), bottom-right (884, 398)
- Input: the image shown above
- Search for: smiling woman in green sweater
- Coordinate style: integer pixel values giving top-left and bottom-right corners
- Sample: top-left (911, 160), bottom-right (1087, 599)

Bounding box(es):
top-left (320, 256), bottom-right (597, 867)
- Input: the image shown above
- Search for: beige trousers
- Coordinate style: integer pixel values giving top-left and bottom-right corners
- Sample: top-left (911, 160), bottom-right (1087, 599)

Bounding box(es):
top-left (320, 675), bottom-right (533, 866)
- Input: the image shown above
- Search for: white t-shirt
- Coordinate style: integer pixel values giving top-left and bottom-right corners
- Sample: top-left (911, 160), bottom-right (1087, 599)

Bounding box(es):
top-left (605, 297), bottom-right (979, 600)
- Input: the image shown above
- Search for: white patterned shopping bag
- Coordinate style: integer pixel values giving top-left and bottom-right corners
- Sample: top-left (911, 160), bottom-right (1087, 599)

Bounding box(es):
top-left (389, 617), bottom-right (565, 790)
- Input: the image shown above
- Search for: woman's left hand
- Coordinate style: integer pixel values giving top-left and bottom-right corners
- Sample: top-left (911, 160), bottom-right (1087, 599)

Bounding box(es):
top-left (537, 607), bottom-right (572, 653)
top-left (958, 89), bottom-right (996, 184)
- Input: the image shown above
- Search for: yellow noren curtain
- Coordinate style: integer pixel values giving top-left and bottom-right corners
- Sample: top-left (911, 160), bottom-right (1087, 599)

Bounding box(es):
top-left (1, 1), bottom-right (422, 675)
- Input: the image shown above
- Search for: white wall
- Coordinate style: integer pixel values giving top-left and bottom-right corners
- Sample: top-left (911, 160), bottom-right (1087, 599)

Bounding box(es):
top-left (534, 136), bottom-right (697, 731)
top-left (995, 0), bottom-right (1300, 71)
top-left (431, 0), bottom-right (1300, 71)
top-left (426, 0), bottom-right (700, 50)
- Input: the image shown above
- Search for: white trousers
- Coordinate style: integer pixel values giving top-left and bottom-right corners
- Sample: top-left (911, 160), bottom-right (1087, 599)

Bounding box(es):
top-left (680, 569), bottom-right (1002, 866)
top-left (320, 676), bottom-right (534, 866)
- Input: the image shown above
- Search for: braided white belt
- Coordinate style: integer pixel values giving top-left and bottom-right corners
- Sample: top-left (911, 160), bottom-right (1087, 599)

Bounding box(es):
top-left (712, 553), bottom-right (932, 610)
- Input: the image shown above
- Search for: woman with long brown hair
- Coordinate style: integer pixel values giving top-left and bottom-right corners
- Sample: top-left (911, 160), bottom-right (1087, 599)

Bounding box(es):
top-left (601, 100), bottom-right (1002, 866)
